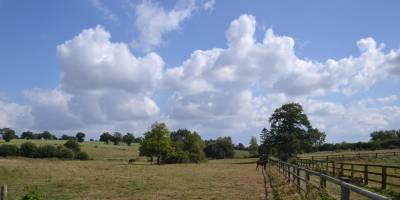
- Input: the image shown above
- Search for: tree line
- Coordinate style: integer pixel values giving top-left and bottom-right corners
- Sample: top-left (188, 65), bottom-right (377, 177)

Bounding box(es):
top-left (0, 140), bottom-right (89, 160)
top-left (317, 129), bottom-right (400, 151)
top-left (258, 103), bottom-right (400, 161)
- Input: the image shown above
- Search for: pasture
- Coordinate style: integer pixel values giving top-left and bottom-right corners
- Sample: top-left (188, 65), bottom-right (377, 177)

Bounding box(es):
top-left (0, 139), bottom-right (265, 200)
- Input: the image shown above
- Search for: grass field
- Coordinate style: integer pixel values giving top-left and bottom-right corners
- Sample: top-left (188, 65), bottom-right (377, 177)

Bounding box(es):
top-left (0, 139), bottom-right (265, 200)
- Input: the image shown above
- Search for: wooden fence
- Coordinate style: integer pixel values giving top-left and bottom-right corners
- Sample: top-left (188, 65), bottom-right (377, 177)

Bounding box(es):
top-left (0, 185), bottom-right (6, 200)
top-left (297, 151), bottom-right (399, 161)
top-left (296, 159), bottom-right (400, 190)
top-left (268, 159), bottom-right (391, 200)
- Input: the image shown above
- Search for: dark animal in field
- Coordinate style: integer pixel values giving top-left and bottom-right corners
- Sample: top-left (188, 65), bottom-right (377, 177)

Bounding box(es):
top-left (256, 160), bottom-right (267, 171)
top-left (128, 158), bottom-right (136, 164)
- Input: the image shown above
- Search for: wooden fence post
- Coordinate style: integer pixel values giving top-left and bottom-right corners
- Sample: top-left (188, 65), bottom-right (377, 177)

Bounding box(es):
top-left (320, 173), bottom-right (326, 189)
top-left (1, 185), bottom-right (7, 200)
top-left (332, 161), bottom-right (336, 176)
top-left (296, 167), bottom-right (300, 192)
top-left (305, 171), bottom-right (310, 193)
top-left (341, 178), bottom-right (350, 200)
top-left (287, 165), bottom-right (291, 182)
top-left (340, 163), bottom-right (344, 177)
top-left (364, 165), bottom-right (368, 185)
top-left (292, 165), bottom-right (296, 182)
top-left (350, 164), bottom-right (354, 178)
top-left (382, 166), bottom-right (387, 190)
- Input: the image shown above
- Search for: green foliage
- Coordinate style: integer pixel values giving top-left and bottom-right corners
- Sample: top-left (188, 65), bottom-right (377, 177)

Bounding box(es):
top-left (64, 140), bottom-right (81, 152)
top-left (1, 127), bottom-right (17, 142)
top-left (39, 131), bottom-right (56, 140)
top-left (204, 137), bottom-right (235, 159)
top-left (248, 136), bottom-right (258, 155)
top-left (370, 130), bottom-right (400, 141)
top-left (112, 132), bottom-right (122, 145)
top-left (60, 134), bottom-right (76, 140)
top-left (122, 133), bottom-right (135, 146)
top-left (20, 187), bottom-right (44, 200)
top-left (21, 131), bottom-right (34, 140)
top-left (57, 147), bottom-right (74, 159)
top-left (168, 129), bottom-right (206, 163)
top-left (260, 103), bottom-right (326, 161)
top-left (75, 151), bottom-right (90, 160)
top-left (0, 144), bottom-right (18, 156)
top-left (36, 144), bottom-right (58, 158)
top-left (139, 122), bottom-right (174, 164)
top-left (99, 132), bottom-right (113, 144)
top-left (75, 132), bottom-right (85, 142)
top-left (19, 142), bottom-right (38, 158)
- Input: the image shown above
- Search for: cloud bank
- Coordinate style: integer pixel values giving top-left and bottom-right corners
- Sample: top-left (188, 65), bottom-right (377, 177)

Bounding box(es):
top-left (1, 14), bottom-right (399, 143)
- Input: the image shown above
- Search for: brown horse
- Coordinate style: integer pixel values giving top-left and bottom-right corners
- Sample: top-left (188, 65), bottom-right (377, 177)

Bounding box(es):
top-left (128, 158), bottom-right (136, 164)
top-left (256, 160), bottom-right (267, 171)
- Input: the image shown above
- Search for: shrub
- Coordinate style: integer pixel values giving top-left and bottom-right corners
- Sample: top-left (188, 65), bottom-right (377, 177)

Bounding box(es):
top-left (64, 140), bottom-right (80, 152)
top-left (57, 147), bottom-right (74, 159)
top-left (20, 187), bottom-right (44, 200)
top-left (36, 144), bottom-right (58, 158)
top-left (19, 142), bottom-right (38, 158)
top-left (75, 151), bottom-right (90, 160)
top-left (0, 144), bottom-right (18, 157)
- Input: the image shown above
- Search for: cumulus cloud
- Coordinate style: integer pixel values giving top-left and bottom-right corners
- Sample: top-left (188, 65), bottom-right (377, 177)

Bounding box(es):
top-left (3, 14), bottom-right (400, 143)
top-left (0, 99), bottom-right (33, 129)
top-left (133, 0), bottom-right (196, 51)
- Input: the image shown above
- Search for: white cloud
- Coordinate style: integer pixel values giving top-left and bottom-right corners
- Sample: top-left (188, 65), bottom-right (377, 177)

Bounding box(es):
top-left (0, 98), bottom-right (33, 129)
top-left (202, 0), bottom-right (216, 11)
top-left (133, 0), bottom-right (196, 51)
top-left (89, 0), bottom-right (118, 22)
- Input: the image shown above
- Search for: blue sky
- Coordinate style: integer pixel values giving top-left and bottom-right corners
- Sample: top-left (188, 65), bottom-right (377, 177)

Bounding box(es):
top-left (1, 0), bottom-right (400, 144)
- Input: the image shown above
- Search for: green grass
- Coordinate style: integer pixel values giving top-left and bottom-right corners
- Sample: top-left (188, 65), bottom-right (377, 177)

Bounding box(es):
top-left (234, 150), bottom-right (251, 158)
top-left (0, 139), bottom-right (266, 200)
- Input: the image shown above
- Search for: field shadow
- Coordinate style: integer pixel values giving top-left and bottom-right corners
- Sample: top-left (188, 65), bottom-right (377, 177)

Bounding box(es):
top-left (231, 161), bottom-right (256, 165)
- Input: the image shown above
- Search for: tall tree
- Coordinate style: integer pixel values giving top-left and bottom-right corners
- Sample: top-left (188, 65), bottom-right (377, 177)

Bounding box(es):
top-left (112, 132), bottom-right (122, 145)
top-left (76, 132), bottom-right (85, 142)
top-left (248, 136), bottom-right (258, 155)
top-left (21, 131), bottom-right (34, 140)
top-left (123, 133), bottom-right (135, 146)
top-left (1, 128), bottom-right (17, 142)
top-left (99, 132), bottom-right (113, 144)
top-left (260, 103), bottom-right (326, 161)
top-left (139, 122), bottom-right (173, 164)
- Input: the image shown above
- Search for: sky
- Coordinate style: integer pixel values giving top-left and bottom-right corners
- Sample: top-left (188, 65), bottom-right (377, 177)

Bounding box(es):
top-left (0, 0), bottom-right (400, 144)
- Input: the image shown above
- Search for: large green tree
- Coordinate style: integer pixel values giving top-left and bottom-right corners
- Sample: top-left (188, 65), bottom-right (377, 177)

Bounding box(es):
top-left (123, 133), bottom-right (135, 146)
top-left (1, 128), bottom-right (17, 142)
top-left (99, 132), bottom-right (113, 144)
top-left (260, 103), bottom-right (326, 161)
top-left (168, 129), bottom-right (206, 163)
top-left (76, 132), bottom-right (85, 142)
top-left (139, 122), bottom-right (173, 164)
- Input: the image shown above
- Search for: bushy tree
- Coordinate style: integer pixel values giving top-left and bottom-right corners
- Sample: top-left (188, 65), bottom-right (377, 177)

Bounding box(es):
top-left (64, 140), bottom-right (80, 152)
top-left (76, 132), bottom-right (85, 142)
top-left (235, 143), bottom-right (246, 150)
top-left (19, 142), bottom-right (38, 157)
top-left (139, 122), bottom-right (173, 164)
top-left (204, 137), bottom-right (235, 159)
top-left (0, 144), bottom-right (18, 157)
top-left (57, 147), bottom-right (74, 159)
top-left (370, 130), bottom-right (400, 141)
top-left (36, 144), bottom-right (58, 158)
top-left (21, 131), bottom-right (34, 140)
top-left (40, 131), bottom-right (56, 140)
top-left (168, 129), bottom-right (206, 163)
top-left (112, 132), bottom-right (122, 145)
top-left (248, 136), bottom-right (258, 155)
top-left (123, 133), bottom-right (135, 146)
top-left (259, 103), bottom-right (326, 161)
top-left (75, 151), bottom-right (90, 160)
top-left (99, 132), bottom-right (113, 144)
top-left (61, 134), bottom-right (75, 140)
top-left (1, 128), bottom-right (17, 142)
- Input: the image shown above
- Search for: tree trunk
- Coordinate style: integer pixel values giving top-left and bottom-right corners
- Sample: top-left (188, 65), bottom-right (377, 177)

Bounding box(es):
top-left (157, 156), bottom-right (160, 164)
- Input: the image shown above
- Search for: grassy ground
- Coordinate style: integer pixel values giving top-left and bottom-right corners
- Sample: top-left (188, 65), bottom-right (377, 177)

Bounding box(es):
top-left (0, 139), bottom-right (265, 200)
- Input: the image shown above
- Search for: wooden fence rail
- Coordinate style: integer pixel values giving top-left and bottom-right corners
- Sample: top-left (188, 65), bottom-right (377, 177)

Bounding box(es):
top-left (269, 158), bottom-right (391, 200)
top-left (296, 159), bottom-right (400, 190)
top-left (297, 151), bottom-right (399, 161)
